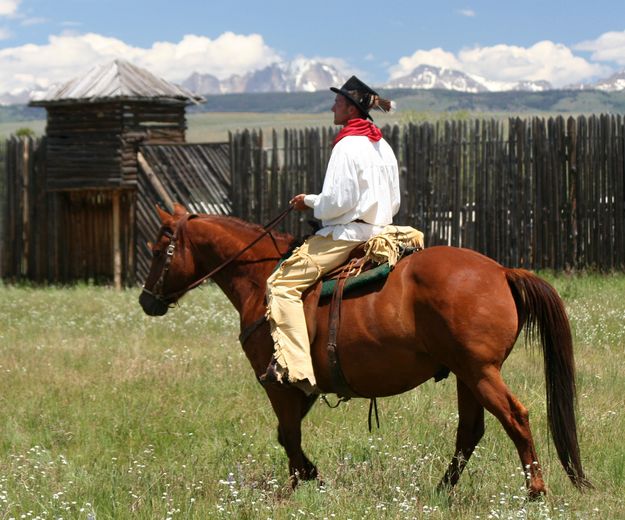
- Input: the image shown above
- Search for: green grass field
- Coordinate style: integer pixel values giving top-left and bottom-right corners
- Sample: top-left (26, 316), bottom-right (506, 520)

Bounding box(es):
top-left (0, 109), bottom-right (580, 144)
top-left (0, 112), bottom-right (404, 142)
top-left (0, 274), bottom-right (624, 519)
top-left (0, 119), bottom-right (46, 139)
top-left (0, 110), bottom-right (475, 143)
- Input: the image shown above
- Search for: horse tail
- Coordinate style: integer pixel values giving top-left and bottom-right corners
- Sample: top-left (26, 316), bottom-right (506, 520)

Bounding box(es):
top-left (505, 268), bottom-right (591, 490)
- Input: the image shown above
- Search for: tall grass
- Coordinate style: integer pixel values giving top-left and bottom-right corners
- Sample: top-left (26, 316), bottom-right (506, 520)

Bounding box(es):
top-left (0, 113), bottom-right (401, 141)
top-left (184, 111), bottom-right (402, 144)
top-left (0, 120), bottom-right (46, 139)
top-left (0, 274), bottom-right (623, 519)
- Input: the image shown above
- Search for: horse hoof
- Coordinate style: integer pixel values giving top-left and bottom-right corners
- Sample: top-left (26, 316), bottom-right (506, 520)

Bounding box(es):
top-left (528, 486), bottom-right (547, 500)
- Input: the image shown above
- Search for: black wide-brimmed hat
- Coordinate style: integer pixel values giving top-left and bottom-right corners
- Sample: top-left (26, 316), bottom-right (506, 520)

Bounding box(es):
top-left (330, 75), bottom-right (391, 120)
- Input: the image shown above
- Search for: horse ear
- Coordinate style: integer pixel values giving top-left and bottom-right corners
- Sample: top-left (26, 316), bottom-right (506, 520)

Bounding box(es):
top-left (173, 203), bottom-right (188, 216)
top-left (155, 204), bottom-right (171, 223)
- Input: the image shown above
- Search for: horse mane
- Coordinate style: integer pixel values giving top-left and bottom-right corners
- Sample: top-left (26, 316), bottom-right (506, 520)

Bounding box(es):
top-left (176, 213), bottom-right (296, 252)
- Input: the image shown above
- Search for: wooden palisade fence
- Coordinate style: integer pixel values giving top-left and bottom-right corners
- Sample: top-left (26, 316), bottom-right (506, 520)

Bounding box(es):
top-left (0, 137), bottom-right (229, 284)
top-left (230, 114), bottom-right (625, 272)
top-left (231, 115), bottom-right (625, 270)
top-left (0, 135), bottom-right (136, 283)
top-left (2, 114), bottom-right (625, 283)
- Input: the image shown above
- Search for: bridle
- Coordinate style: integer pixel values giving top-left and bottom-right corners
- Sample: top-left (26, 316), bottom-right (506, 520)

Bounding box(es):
top-left (141, 212), bottom-right (194, 305)
top-left (141, 206), bottom-right (294, 305)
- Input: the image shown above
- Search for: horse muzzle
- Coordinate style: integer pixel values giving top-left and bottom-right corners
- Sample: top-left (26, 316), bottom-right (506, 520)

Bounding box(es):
top-left (139, 289), bottom-right (170, 316)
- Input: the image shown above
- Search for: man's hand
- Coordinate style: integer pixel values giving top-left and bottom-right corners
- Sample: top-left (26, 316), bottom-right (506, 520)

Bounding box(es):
top-left (289, 193), bottom-right (309, 211)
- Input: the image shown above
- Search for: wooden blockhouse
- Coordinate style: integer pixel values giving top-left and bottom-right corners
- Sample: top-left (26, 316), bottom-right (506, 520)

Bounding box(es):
top-left (12, 59), bottom-right (231, 286)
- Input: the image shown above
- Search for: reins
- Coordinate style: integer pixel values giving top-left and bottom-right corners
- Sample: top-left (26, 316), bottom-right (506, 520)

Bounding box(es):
top-left (321, 395), bottom-right (380, 432)
top-left (145, 205), bottom-right (383, 433)
top-left (145, 205), bottom-right (294, 303)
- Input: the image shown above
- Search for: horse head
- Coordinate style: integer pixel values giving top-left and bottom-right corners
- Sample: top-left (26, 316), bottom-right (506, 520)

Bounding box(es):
top-left (139, 203), bottom-right (198, 316)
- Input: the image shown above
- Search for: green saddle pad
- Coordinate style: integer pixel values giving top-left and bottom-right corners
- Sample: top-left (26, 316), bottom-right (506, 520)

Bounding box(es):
top-left (272, 246), bottom-right (420, 300)
top-left (271, 256), bottom-right (392, 298)
top-left (319, 263), bottom-right (391, 298)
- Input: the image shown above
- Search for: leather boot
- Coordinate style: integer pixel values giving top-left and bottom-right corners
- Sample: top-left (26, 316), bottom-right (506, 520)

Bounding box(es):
top-left (258, 358), bottom-right (284, 385)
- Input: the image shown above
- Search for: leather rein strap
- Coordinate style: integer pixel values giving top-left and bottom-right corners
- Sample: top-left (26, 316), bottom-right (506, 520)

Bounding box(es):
top-left (164, 205), bottom-right (294, 302)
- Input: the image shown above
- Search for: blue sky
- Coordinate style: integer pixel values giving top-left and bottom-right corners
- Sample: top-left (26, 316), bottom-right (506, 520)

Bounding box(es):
top-left (2, 0), bottom-right (625, 93)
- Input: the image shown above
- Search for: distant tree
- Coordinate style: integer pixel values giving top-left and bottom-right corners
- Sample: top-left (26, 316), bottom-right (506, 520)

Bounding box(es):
top-left (14, 127), bottom-right (36, 137)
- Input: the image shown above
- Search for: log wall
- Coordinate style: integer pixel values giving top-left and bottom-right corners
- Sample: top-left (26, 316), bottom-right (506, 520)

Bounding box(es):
top-left (230, 115), bottom-right (625, 271)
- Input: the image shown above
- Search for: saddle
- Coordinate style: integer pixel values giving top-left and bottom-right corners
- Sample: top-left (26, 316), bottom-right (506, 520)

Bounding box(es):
top-left (319, 243), bottom-right (389, 298)
top-left (302, 244), bottom-right (421, 398)
top-left (253, 225), bottom-right (426, 399)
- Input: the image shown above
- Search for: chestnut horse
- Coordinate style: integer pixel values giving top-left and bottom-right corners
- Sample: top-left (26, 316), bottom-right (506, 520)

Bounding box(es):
top-left (139, 204), bottom-right (590, 497)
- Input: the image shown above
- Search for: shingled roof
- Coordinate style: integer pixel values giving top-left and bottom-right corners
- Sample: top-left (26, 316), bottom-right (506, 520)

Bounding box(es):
top-left (31, 59), bottom-right (204, 105)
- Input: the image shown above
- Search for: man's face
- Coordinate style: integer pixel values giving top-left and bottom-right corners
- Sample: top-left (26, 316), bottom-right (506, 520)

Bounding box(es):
top-left (332, 94), bottom-right (354, 126)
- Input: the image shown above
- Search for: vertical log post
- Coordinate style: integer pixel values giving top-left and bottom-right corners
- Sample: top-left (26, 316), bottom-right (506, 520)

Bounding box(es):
top-left (21, 138), bottom-right (30, 277)
top-left (112, 190), bottom-right (122, 290)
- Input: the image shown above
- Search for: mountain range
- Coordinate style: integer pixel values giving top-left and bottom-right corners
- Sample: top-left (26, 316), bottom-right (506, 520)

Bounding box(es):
top-left (386, 65), bottom-right (554, 93)
top-left (4, 60), bottom-right (625, 107)
top-left (383, 64), bottom-right (625, 93)
top-left (181, 58), bottom-right (343, 95)
top-left (179, 62), bottom-right (625, 97)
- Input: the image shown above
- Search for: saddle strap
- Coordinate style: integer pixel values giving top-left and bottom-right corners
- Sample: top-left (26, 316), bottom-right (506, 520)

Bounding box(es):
top-left (327, 259), bottom-right (361, 399)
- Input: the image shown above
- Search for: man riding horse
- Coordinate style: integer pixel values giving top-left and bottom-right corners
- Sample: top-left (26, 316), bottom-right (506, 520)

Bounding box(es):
top-left (259, 76), bottom-right (400, 394)
top-left (140, 112), bottom-right (589, 493)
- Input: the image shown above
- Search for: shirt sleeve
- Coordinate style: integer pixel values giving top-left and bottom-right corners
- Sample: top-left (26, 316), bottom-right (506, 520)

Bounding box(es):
top-left (310, 143), bottom-right (360, 221)
top-left (303, 194), bottom-right (318, 208)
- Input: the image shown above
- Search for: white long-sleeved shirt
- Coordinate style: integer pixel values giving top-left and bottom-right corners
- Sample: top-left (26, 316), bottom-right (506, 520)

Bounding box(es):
top-left (303, 135), bottom-right (400, 241)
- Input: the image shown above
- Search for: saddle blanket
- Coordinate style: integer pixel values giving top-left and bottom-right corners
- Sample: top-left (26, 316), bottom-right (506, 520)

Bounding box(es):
top-left (273, 225), bottom-right (425, 298)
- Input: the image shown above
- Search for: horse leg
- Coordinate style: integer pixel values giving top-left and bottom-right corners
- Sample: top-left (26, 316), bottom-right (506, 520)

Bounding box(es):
top-left (277, 392), bottom-right (319, 483)
top-left (266, 386), bottom-right (319, 487)
top-left (470, 367), bottom-right (546, 498)
top-left (438, 378), bottom-right (485, 493)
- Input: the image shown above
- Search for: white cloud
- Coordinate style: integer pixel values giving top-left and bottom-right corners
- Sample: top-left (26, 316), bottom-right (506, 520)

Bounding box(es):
top-left (457, 9), bottom-right (475, 17)
top-left (390, 40), bottom-right (611, 88)
top-left (0, 31), bottom-right (283, 92)
top-left (389, 48), bottom-right (461, 79)
top-left (460, 41), bottom-right (609, 87)
top-left (575, 30), bottom-right (625, 66)
top-left (0, 0), bottom-right (20, 17)
top-left (140, 32), bottom-right (281, 81)
top-left (20, 16), bottom-right (47, 26)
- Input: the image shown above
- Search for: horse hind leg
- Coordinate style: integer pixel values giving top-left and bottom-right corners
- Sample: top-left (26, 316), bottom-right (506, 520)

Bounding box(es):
top-left (437, 379), bottom-right (485, 493)
top-left (470, 367), bottom-right (546, 498)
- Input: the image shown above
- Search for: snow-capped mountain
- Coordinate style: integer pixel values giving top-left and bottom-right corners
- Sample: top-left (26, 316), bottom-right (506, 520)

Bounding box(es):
top-left (510, 80), bottom-right (552, 92)
top-left (0, 59), bottom-right (344, 105)
top-left (565, 71), bottom-right (625, 91)
top-left (182, 72), bottom-right (221, 96)
top-left (5, 60), bottom-right (625, 107)
top-left (386, 65), bottom-right (488, 93)
top-left (181, 59), bottom-right (345, 95)
top-left (591, 71), bottom-right (625, 92)
top-left (386, 65), bottom-right (553, 93)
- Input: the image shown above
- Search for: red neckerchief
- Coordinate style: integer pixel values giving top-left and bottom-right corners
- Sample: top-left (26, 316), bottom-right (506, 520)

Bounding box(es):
top-left (333, 118), bottom-right (383, 147)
